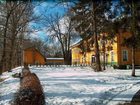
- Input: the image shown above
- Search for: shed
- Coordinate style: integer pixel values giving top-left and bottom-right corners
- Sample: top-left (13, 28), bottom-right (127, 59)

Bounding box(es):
top-left (46, 58), bottom-right (64, 65)
top-left (23, 47), bottom-right (46, 65)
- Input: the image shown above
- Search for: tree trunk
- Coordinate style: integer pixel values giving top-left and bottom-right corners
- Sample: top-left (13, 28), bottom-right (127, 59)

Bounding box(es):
top-left (8, 38), bottom-right (16, 72)
top-left (0, 64), bottom-right (2, 75)
top-left (8, 49), bottom-right (13, 72)
top-left (131, 0), bottom-right (136, 77)
top-left (131, 47), bottom-right (135, 76)
top-left (103, 37), bottom-right (106, 70)
top-left (92, 1), bottom-right (102, 71)
top-left (0, 11), bottom-right (10, 74)
top-left (8, 26), bottom-right (17, 71)
top-left (94, 33), bottom-right (102, 71)
top-left (64, 52), bottom-right (71, 65)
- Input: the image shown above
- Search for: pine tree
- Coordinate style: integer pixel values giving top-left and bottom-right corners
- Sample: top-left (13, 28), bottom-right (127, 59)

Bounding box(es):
top-left (120, 0), bottom-right (140, 76)
top-left (71, 0), bottom-right (112, 71)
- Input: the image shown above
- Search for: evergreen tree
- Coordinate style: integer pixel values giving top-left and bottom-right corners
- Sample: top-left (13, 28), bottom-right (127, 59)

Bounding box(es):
top-left (119, 0), bottom-right (140, 76)
top-left (71, 0), bottom-right (112, 71)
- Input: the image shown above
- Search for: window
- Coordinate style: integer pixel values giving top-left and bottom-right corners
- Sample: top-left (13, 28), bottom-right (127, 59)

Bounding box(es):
top-left (106, 54), bottom-right (109, 63)
top-left (111, 52), bottom-right (114, 62)
top-left (122, 50), bottom-right (128, 61)
top-left (82, 57), bottom-right (86, 63)
top-left (91, 55), bottom-right (96, 63)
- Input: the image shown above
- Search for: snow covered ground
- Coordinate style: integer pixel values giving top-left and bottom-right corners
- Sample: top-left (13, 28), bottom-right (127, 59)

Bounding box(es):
top-left (0, 66), bottom-right (140, 105)
top-left (0, 67), bottom-right (21, 105)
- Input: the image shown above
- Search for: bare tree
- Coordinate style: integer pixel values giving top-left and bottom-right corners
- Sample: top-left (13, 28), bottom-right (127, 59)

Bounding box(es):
top-left (7, 2), bottom-right (29, 71)
top-left (0, 1), bottom-right (38, 73)
top-left (44, 13), bottom-right (77, 64)
top-left (0, 1), bottom-right (19, 73)
top-left (30, 38), bottom-right (49, 56)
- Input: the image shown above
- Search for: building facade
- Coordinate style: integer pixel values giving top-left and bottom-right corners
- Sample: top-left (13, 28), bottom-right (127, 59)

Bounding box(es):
top-left (71, 32), bottom-right (140, 67)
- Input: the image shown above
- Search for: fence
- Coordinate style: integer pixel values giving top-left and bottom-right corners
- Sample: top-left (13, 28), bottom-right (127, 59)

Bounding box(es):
top-left (27, 64), bottom-right (92, 68)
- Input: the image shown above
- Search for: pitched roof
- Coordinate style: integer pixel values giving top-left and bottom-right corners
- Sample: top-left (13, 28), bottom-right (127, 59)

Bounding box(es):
top-left (24, 47), bottom-right (46, 61)
top-left (70, 35), bottom-right (93, 48)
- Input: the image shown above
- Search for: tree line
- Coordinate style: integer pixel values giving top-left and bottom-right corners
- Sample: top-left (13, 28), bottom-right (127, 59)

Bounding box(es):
top-left (0, 1), bottom-right (37, 74)
top-left (0, 0), bottom-right (139, 77)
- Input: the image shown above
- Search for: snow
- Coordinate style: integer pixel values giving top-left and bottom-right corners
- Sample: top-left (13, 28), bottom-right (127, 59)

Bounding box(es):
top-left (46, 58), bottom-right (64, 60)
top-left (0, 67), bottom-right (21, 105)
top-left (0, 66), bottom-right (140, 105)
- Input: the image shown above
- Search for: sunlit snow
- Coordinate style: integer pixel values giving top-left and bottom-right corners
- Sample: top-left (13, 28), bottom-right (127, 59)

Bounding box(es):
top-left (0, 66), bottom-right (140, 105)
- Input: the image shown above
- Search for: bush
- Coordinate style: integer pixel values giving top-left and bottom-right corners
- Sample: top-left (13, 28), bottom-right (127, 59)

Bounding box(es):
top-left (118, 65), bottom-right (127, 69)
top-left (113, 65), bottom-right (118, 69)
top-left (12, 73), bottom-right (21, 78)
top-left (0, 78), bottom-right (5, 82)
top-left (113, 65), bottom-right (132, 69)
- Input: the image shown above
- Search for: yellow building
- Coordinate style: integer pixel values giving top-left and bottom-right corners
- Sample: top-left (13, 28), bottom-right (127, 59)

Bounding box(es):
top-left (71, 32), bottom-right (140, 67)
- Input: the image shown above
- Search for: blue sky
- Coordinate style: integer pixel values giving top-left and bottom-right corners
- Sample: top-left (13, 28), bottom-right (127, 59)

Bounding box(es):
top-left (30, 1), bottom-right (69, 41)
top-left (30, 1), bottom-right (118, 42)
top-left (34, 1), bottom-right (68, 16)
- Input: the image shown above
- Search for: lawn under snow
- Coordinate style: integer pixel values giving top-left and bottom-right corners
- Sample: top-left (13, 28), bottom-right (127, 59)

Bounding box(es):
top-left (0, 66), bottom-right (140, 105)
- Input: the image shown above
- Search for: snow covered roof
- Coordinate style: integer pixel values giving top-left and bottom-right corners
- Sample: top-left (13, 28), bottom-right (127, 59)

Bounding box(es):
top-left (46, 58), bottom-right (64, 60)
top-left (70, 39), bottom-right (82, 49)
top-left (70, 35), bottom-right (93, 49)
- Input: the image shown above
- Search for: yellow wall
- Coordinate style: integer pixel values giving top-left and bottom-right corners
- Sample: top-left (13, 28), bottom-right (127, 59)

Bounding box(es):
top-left (135, 50), bottom-right (140, 65)
top-left (71, 32), bottom-right (140, 66)
top-left (117, 32), bottom-right (140, 65)
top-left (106, 36), bottom-right (118, 65)
top-left (86, 52), bottom-right (95, 64)
top-left (79, 51), bottom-right (95, 64)
top-left (71, 47), bottom-right (95, 65)
top-left (71, 47), bottom-right (81, 64)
